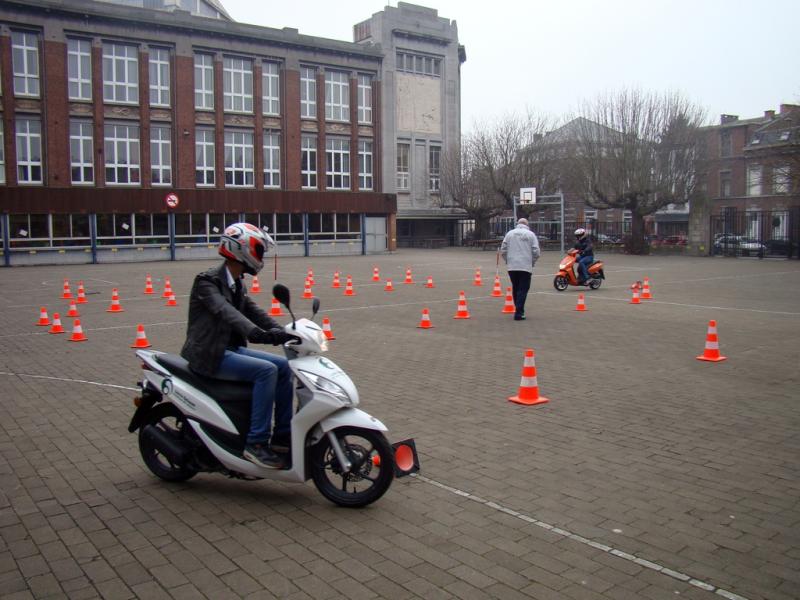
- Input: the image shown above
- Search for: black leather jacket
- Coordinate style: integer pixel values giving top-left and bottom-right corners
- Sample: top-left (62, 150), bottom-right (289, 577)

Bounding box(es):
top-left (180, 263), bottom-right (280, 376)
top-left (574, 236), bottom-right (594, 258)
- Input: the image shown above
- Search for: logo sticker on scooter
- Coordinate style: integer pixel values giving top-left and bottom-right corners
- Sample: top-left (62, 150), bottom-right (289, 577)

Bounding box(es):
top-left (161, 379), bottom-right (173, 396)
top-left (318, 357), bottom-right (334, 370)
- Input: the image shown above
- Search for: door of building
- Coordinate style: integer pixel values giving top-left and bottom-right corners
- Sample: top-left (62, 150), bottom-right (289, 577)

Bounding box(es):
top-left (365, 217), bottom-right (387, 253)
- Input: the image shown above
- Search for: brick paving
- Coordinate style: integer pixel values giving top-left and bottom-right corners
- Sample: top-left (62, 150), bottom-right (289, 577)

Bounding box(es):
top-left (0, 249), bottom-right (799, 600)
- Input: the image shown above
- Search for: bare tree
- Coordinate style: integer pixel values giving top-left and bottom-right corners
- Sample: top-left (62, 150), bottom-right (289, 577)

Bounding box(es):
top-left (569, 89), bottom-right (707, 253)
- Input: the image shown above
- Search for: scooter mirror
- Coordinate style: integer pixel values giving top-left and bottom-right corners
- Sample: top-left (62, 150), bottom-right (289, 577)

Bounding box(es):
top-left (273, 284), bottom-right (291, 308)
top-left (311, 297), bottom-right (320, 317)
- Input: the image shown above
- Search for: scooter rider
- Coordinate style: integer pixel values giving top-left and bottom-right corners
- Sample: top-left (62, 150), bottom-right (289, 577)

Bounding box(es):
top-left (573, 228), bottom-right (594, 285)
top-left (180, 223), bottom-right (299, 470)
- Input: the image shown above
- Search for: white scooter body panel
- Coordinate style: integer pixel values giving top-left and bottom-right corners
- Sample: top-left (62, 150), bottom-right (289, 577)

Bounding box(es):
top-left (318, 407), bottom-right (388, 434)
top-left (289, 355), bottom-right (359, 406)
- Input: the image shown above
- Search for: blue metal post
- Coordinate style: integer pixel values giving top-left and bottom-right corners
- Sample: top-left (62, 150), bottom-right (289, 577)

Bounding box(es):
top-left (2, 213), bottom-right (10, 267)
top-left (303, 213), bottom-right (309, 257)
top-left (169, 212), bottom-right (176, 261)
top-left (361, 213), bottom-right (367, 255)
top-left (89, 213), bottom-right (98, 264)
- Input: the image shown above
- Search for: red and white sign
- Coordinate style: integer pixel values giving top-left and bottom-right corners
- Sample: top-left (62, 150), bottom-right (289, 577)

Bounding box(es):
top-left (165, 192), bottom-right (179, 209)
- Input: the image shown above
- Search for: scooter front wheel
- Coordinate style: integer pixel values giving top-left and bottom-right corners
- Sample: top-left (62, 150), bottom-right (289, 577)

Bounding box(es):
top-left (553, 275), bottom-right (569, 291)
top-left (310, 426), bottom-right (394, 508)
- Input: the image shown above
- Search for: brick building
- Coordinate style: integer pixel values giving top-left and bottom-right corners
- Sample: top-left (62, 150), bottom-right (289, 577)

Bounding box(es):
top-left (0, 0), bottom-right (397, 265)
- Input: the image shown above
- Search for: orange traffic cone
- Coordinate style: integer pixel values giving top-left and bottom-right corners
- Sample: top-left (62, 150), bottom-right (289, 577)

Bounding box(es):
top-left (331, 272), bottom-right (341, 288)
top-left (473, 268), bottom-right (482, 286)
top-left (372, 267), bottom-right (380, 282)
top-left (307, 268), bottom-right (314, 286)
top-left (144, 274), bottom-right (154, 295)
top-left (491, 275), bottom-right (503, 297)
top-left (344, 275), bottom-right (356, 296)
top-left (453, 291), bottom-right (471, 319)
top-left (107, 288), bottom-right (124, 312)
top-left (508, 349), bottom-right (549, 405)
top-left (162, 277), bottom-right (173, 299)
top-left (403, 268), bottom-right (414, 284)
top-left (417, 308), bottom-right (434, 329)
top-left (322, 317), bottom-right (335, 340)
top-left (165, 293), bottom-right (178, 307)
top-left (130, 324), bottom-right (152, 348)
top-left (575, 293), bottom-right (587, 312)
top-left (696, 320), bottom-right (727, 362)
top-left (61, 279), bottom-right (72, 299)
top-left (67, 299), bottom-right (80, 318)
top-left (302, 280), bottom-right (313, 299)
top-left (502, 287), bottom-right (515, 314)
top-left (68, 319), bottom-right (88, 342)
top-left (424, 276), bottom-right (435, 289)
top-left (384, 279), bottom-right (394, 292)
top-left (269, 297), bottom-right (284, 316)
top-left (641, 277), bottom-right (652, 300)
top-left (250, 275), bottom-right (261, 294)
top-left (48, 313), bottom-right (65, 334)
top-left (76, 281), bottom-right (88, 304)
top-left (630, 286), bottom-right (641, 305)
top-left (36, 306), bottom-right (51, 327)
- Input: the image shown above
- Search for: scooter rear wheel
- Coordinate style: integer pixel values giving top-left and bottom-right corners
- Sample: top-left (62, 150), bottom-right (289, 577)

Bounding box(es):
top-left (138, 403), bottom-right (198, 482)
top-left (310, 426), bottom-right (394, 508)
top-left (553, 275), bottom-right (569, 291)
top-left (589, 277), bottom-right (602, 290)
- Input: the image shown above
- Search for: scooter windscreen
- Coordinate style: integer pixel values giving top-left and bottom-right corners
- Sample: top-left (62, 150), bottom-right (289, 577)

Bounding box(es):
top-left (288, 318), bottom-right (328, 353)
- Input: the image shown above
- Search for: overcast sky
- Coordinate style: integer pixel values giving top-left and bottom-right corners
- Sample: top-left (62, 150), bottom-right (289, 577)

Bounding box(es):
top-left (222, 0), bottom-right (800, 131)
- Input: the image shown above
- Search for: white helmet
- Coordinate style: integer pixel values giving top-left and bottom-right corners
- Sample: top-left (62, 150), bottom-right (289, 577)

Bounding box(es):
top-left (218, 222), bottom-right (274, 275)
top-left (574, 228), bottom-right (586, 238)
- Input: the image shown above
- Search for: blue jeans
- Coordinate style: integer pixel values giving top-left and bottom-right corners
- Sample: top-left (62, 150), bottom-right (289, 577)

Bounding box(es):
top-left (215, 347), bottom-right (293, 445)
top-left (578, 256), bottom-right (593, 282)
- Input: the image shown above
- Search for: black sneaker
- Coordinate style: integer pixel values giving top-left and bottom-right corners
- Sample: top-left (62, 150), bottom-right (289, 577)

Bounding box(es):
top-left (243, 443), bottom-right (286, 469)
top-left (270, 432), bottom-right (291, 453)
top-left (513, 315), bottom-right (526, 321)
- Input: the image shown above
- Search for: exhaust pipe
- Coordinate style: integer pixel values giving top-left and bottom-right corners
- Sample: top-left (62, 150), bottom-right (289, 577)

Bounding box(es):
top-left (142, 424), bottom-right (190, 464)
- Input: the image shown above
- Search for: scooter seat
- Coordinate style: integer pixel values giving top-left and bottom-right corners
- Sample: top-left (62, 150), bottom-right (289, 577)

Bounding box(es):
top-left (155, 353), bottom-right (253, 406)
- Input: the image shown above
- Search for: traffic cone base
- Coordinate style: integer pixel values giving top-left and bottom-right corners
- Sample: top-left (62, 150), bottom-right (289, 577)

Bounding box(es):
top-left (131, 324), bottom-right (152, 348)
top-left (107, 289), bottom-right (125, 312)
top-left (508, 349), bottom-right (549, 406)
top-left (69, 319), bottom-right (88, 342)
top-left (696, 320), bottom-right (727, 362)
top-left (417, 308), bottom-right (434, 329)
top-left (48, 314), bottom-right (65, 334)
top-left (67, 300), bottom-right (80, 318)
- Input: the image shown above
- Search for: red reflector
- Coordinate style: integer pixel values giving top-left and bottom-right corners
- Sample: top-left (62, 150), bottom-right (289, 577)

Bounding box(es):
top-left (391, 439), bottom-right (420, 477)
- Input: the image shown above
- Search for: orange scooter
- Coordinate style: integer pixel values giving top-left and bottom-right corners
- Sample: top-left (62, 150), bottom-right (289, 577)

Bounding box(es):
top-left (554, 249), bottom-right (605, 291)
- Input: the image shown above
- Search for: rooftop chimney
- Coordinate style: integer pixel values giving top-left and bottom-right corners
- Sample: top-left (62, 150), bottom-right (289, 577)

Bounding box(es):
top-left (764, 110), bottom-right (775, 120)
top-left (780, 104), bottom-right (800, 114)
top-left (720, 114), bottom-right (739, 125)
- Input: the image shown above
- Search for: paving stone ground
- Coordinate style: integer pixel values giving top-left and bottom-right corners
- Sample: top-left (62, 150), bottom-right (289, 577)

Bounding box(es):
top-left (0, 249), bottom-right (799, 600)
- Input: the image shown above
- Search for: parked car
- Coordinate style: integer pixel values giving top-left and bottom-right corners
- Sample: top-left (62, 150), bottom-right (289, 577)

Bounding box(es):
top-left (595, 234), bottom-right (622, 244)
top-left (737, 237), bottom-right (766, 256)
top-left (661, 235), bottom-right (687, 246)
top-left (712, 234), bottom-right (765, 256)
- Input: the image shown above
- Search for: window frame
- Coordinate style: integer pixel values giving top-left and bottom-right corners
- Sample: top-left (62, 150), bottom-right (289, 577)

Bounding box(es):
top-left (0, 121), bottom-right (5, 185)
top-left (428, 145), bottom-right (441, 193)
top-left (746, 164), bottom-right (762, 196)
top-left (223, 129), bottom-right (254, 188)
top-left (358, 139), bottom-right (373, 191)
top-left (262, 130), bottom-right (281, 188)
top-left (223, 56), bottom-right (253, 113)
top-left (301, 134), bottom-right (317, 189)
top-left (16, 117), bottom-right (43, 184)
top-left (67, 38), bottom-right (92, 101)
top-left (102, 42), bottom-right (139, 104)
top-left (194, 128), bottom-right (215, 187)
top-left (325, 137), bottom-right (351, 190)
top-left (262, 61), bottom-right (280, 116)
top-left (150, 125), bottom-right (172, 186)
top-left (772, 164), bottom-right (791, 195)
top-left (194, 53), bottom-right (214, 110)
top-left (325, 70), bottom-right (350, 122)
top-left (396, 143), bottom-right (410, 191)
top-left (104, 122), bottom-right (141, 186)
top-left (12, 31), bottom-right (40, 97)
top-left (148, 47), bottom-right (171, 107)
top-left (300, 66), bottom-right (317, 119)
top-left (357, 74), bottom-right (372, 124)
top-left (69, 120), bottom-right (94, 185)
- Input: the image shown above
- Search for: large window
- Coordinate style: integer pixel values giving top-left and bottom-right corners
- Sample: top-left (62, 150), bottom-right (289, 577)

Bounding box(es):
top-left (358, 140), bottom-right (373, 190)
top-left (174, 212), bottom-right (239, 244)
top-left (134, 213), bottom-right (170, 245)
top-left (67, 38), bottom-right (92, 101)
top-left (719, 171), bottom-right (731, 198)
top-left (150, 126), bottom-right (171, 185)
top-left (396, 51), bottom-right (441, 77)
top-left (773, 164), bottom-right (790, 195)
top-left (51, 214), bottom-right (91, 247)
top-left (194, 53), bottom-right (214, 110)
top-left (263, 131), bottom-right (280, 188)
top-left (96, 213), bottom-right (133, 246)
top-left (308, 213), bottom-right (361, 242)
top-left (357, 74), bottom-right (372, 124)
top-left (746, 164), bottom-right (762, 196)
top-left (103, 43), bottom-right (139, 104)
top-left (262, 61), bottom-right (280, 115)
top-left (223, 57), bottom-right (253, 113)
top-left (104, 123), bottom-right (140, 185)
top-left (300, 67), bottom-right (316, 118)
top-left (326, 138), bottom-right (350, 190)
top-left (429, 145), bottom-right (441, 192)
top-left (301, 135), bottom-right (317, 189)
top-left (396, 143), bottom-right (409, 190)
top-left (12, 31), bottom-right (40, 97)
top-left (69, 120), bottom-right (94, 185)
top-left (195, 128), bottom-right (215, 186)
top-left (325, 70), bottom-right (350, 122)
top-left (224, 130), bottom-right (254, 187)
top-left (149, 47), bottom-right (170, 107)
top-left (9, 214), bottom-right (50, 248)
top-left (719, 130), bottom-right (732, 158)
top-left (16, 117), bottom-right (42, 184)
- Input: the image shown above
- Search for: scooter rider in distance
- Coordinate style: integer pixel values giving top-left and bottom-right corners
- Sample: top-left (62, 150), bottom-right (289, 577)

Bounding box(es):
top-left (180, 223), bottom-right (299, 470)
top-left (573, 228), bottom-right (594, 286)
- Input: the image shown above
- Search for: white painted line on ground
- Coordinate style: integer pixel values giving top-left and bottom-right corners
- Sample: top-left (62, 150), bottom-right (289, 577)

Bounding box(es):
top-left (0, 321), bottom-right (187, 339)
top-left (0, 371), bottom-right (138, 391)
top-left (412, 473), bottom-right (751, 600)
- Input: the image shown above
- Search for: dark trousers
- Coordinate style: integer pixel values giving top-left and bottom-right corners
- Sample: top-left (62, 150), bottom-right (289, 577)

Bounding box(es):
top-left (508, 270), bottom-right (532, 317)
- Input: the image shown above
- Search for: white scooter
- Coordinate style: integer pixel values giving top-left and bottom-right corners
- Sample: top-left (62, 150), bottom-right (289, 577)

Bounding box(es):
top-left (128, 284), bottom-right (417, 507)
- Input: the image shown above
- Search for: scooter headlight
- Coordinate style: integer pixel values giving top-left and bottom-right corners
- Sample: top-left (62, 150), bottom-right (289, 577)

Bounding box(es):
top-left (298, 370), bottom-right (351, 405)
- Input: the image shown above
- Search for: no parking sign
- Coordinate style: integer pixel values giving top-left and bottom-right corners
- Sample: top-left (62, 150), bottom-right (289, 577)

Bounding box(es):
top-left (165, 192), bottom-right (179, 209)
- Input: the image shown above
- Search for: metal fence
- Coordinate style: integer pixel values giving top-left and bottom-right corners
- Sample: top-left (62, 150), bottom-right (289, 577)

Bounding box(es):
top-left (710, 208), bottom-right (799, 258)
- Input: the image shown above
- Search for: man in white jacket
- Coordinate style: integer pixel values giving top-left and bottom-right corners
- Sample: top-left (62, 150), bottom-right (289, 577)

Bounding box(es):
top-left (500, 218), bottom-right (541, 321)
